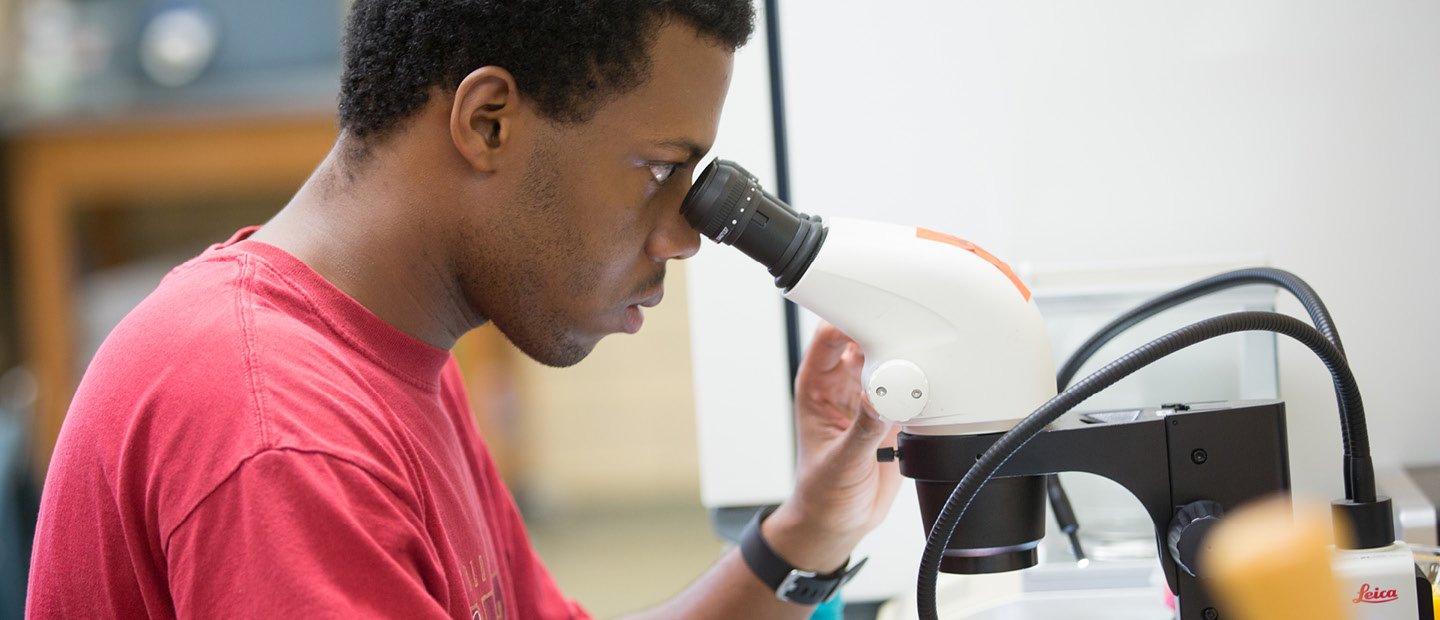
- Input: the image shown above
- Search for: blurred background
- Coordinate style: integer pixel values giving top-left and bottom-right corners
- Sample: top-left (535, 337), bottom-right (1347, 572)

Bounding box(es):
top-left (2, 1), bottom-right (1438, 619)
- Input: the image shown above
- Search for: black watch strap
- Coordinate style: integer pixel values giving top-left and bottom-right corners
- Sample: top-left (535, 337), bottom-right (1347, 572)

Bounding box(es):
top-left (738, 506), bottom-right (867, 605)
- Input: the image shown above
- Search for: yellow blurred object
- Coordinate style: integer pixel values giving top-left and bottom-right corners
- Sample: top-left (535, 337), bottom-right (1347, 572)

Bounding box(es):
top-left (1429, 586), bottom-right (1438, 619)
top-left (1203, 497), bottom-right (1351, 620)
top-left (1425, 571), bottom-right (1438, 620)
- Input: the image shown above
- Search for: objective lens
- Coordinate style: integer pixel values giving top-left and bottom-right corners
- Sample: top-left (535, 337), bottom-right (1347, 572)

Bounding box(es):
top-left (916, 476), bottom-right (1046, 574)
top-left (680, 159), bottom-right (826, 290)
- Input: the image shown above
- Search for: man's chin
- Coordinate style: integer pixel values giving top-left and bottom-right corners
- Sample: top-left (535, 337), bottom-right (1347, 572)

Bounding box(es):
top-left (515, 332), bottom-right (599, 369)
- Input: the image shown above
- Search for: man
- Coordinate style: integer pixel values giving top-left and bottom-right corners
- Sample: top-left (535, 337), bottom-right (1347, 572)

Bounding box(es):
top-left (28, 1), bottom-right (901, 618)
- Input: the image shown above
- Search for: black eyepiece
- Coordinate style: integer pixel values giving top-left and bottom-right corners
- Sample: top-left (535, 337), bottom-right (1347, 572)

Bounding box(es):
top-left (680, 159), bottom-right (826, 290)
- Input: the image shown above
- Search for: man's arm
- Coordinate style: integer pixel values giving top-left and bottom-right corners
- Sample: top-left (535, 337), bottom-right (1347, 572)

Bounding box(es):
top-left (624, 324), bottom-right (901, 619)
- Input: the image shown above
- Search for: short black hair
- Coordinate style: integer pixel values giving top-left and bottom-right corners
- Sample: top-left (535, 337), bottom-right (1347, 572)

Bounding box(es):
top-left (339, 0), bottom-right (755, 143)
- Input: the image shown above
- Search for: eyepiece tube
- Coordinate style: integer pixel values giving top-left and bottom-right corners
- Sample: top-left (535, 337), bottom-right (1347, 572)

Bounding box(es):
top-left (680, 159), bottom-right (826, 290)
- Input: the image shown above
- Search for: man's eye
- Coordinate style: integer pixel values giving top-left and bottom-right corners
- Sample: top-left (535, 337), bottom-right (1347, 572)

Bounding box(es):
top-left (648, 162), bottom-right (680, 184)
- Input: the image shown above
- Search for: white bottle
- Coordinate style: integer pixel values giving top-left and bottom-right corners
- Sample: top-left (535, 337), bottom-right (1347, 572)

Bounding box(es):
top-left (1333, 542), bottom-right (1421, 620)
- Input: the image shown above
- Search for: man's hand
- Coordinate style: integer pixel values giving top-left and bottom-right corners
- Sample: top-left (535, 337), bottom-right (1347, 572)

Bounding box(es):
top-left (762, 323), bottom-right (903, 573)
top-left (623, 323), bottom-right (903, 620)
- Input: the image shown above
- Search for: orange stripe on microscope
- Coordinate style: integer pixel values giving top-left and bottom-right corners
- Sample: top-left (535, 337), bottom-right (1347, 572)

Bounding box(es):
top-left (915, 227), bottom-right (1032, 302)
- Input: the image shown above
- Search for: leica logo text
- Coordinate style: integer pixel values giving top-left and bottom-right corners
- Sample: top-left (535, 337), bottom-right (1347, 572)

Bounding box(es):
top-left (1352, 583), bottom-right (1399, 604)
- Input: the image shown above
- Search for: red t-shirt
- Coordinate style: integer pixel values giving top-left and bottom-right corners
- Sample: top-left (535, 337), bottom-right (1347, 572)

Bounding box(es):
top-left (28, 228), bottom-right (591, 620)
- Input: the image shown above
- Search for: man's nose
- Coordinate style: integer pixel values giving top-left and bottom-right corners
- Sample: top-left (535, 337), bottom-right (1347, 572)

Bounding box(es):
top-left (648, 203), bottom-right (701, 261)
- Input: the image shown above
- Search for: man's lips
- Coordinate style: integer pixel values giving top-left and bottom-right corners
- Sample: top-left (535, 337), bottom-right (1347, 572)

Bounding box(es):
top-left (621, 289), bottom-right (664, 335)
top-left (637, 289), bottom-right (664, 308)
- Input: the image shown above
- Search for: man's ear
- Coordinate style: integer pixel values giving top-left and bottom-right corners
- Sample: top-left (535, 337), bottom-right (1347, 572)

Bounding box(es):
top-left (450, 66), bottom-right (523, 173)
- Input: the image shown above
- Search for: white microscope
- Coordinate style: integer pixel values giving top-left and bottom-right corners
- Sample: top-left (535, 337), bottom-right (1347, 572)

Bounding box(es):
top-left (681, 159), bottom-right (1435, 620)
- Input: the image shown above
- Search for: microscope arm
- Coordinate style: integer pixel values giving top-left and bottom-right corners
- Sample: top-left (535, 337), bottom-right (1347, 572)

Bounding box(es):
top-left (897, 401), bottom-right (1290, 618)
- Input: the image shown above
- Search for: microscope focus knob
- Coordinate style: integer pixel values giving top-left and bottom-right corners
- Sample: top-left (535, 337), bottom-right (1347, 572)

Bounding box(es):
top-left (868, 359), bottom-right (929, 423)
top-left (1168, 500), bottom-right (1226, 578)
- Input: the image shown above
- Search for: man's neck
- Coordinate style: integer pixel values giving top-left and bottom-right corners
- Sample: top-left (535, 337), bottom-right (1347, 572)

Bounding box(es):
top-left (250, 139), bottom-right (483, 350)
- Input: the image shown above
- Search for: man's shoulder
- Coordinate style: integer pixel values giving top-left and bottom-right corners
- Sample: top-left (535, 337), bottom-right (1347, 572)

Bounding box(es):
top-left (58, 246), bottom-right (429, 539)
top-left (77, 248), bottom-right (344, 414)
top-left (68, 246), bottom-right (412, 467)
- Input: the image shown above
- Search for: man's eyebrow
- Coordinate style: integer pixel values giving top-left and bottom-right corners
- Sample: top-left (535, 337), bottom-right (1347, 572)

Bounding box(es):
top-left (653, 139), bottom-right (706, 162)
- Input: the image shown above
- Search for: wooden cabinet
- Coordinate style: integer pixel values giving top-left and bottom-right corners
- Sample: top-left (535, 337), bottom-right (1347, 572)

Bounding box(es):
top-left (5, 108), bottom-right (520, 483)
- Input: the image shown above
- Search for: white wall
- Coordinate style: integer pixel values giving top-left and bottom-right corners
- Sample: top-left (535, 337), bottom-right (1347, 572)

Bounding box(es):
top-left (686, 4), bottom-right (798, 509)
top-left (778, 0), bottom-right (1440, 500)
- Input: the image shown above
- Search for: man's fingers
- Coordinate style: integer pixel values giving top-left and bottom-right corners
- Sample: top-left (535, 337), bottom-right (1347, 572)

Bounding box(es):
top-left (836, 396), bottom-right (892, 462)
top-left (798, 323), bottom-right (855, 375)
top-left (869, 436), bottom-right (905, 528)
top-left (841, 341), bottom-right (866, 373)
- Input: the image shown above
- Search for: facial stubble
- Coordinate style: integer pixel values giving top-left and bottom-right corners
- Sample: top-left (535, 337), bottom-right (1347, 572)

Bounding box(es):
top-left (459, 135), bottom-right (602, 368)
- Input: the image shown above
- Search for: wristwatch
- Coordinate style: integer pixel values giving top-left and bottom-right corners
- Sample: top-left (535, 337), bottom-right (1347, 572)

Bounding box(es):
top-left (739, 506), bottom-right (868, 604)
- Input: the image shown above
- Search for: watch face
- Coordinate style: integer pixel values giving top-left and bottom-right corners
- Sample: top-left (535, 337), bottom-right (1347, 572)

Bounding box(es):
top-left (139, 4), bottom-right (220, 87)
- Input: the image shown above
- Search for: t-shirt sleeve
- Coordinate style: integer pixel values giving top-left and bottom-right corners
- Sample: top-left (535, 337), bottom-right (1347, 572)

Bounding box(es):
top-left (164, 449), bottom-right (451, 619)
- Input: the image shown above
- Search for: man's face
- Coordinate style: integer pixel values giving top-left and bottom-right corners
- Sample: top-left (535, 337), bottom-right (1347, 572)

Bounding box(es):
top-left (460, 21), bottom-right (733, 367)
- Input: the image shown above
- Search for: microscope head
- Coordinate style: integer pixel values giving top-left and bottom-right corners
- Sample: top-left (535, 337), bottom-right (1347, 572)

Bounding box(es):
top-left (682, 159), bottom-right (1056, 433)
top-left (682, 159), bottom-right (1058, 573)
